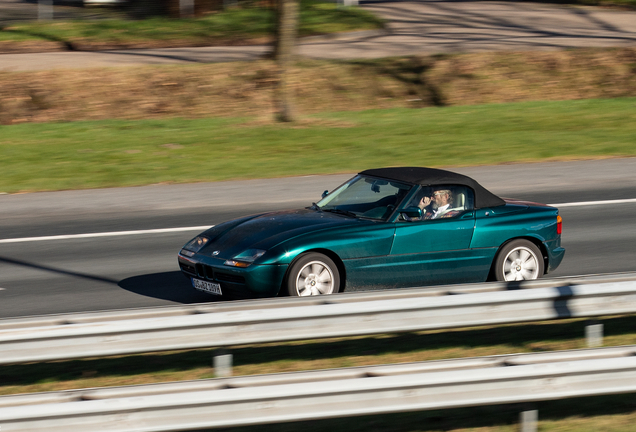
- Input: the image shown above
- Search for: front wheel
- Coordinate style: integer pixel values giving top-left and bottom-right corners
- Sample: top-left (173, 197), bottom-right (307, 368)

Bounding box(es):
top-left (286, 253), bottom-right (340, 296)
top-left (494, 240), bottom-right (544, 282)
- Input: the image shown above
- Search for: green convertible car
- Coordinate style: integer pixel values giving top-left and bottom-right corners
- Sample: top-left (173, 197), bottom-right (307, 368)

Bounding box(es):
top-left (178, 167), bottom-right (565, 299)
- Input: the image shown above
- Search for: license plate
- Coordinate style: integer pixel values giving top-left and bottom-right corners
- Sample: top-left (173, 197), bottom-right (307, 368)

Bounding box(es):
top-left (192, 278), bottom-right (222, 296)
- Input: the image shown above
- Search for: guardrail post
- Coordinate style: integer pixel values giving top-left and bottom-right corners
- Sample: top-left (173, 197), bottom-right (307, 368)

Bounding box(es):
top-left (213, 349), bottom-right (233, 377)
top-left (519, 408), bottom-right (538, 432)
top-left (586, 320), bottom-right (604, 347)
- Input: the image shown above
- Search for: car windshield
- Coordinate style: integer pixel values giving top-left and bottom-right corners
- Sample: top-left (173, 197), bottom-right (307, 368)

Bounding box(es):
top-left (315, 175), bottom-right (413, 221)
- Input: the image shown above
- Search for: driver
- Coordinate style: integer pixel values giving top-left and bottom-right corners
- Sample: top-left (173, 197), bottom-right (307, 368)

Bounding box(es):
top-left (416, 189), bottom-right (458, 219)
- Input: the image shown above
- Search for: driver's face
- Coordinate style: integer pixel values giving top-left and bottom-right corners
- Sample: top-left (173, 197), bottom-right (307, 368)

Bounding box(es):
top-left (432, 191), bottom-right (448, 207)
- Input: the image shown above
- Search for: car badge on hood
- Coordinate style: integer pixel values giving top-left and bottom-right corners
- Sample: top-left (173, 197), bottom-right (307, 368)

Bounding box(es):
top-left (212, 251), bottom-right (220, 256)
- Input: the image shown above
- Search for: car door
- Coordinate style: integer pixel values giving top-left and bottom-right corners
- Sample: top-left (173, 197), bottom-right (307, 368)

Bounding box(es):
top-left (388, 185), bottom-right (481, 287)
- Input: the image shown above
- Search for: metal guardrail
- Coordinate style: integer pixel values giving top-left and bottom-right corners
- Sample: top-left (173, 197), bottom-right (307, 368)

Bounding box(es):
top-left (2, 273), bottom-right (633, 330)
top-left (1, 274), bottom-right (636, 365)
top-left (1, 346), bottom-right (635, 431)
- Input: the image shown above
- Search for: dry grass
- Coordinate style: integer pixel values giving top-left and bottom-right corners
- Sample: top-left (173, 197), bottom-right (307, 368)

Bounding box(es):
top-left (1, 48), bottom-right (636, 125)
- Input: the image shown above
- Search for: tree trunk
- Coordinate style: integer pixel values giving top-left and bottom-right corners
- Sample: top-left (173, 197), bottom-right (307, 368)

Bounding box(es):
top-left (274, 0), bottom-right (299, 122)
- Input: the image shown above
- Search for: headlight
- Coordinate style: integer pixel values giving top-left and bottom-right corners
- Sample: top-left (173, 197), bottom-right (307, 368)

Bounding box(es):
top-left (180, 236), bottom-right (210, 257)
top-left (224, 249), bottom-right (266, 268)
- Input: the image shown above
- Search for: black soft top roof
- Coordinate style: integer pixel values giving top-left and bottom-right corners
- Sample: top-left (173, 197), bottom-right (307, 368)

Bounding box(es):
top-left (360, 166), bottom-right (505, 209)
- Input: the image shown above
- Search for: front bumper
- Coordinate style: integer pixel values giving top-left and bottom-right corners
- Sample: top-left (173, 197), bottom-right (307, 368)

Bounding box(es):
top-left (178, 254), bottom-right (288, 299)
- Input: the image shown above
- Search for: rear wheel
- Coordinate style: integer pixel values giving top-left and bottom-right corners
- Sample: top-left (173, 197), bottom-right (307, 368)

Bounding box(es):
top-left (286, 253), bottom-right (340, 296)
top-left (494, 240), bottom-right (544, 282)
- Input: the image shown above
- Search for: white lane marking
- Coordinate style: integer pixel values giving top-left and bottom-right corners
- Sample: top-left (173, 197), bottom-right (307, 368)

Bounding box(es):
top-left (1, 197), bottom-right (635, 245)
top-left (0, 226), bottom-right (213, 244)
top-left (549, 198), bottom-right (636, 208)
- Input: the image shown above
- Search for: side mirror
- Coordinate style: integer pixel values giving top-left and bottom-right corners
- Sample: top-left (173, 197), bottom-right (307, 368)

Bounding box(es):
top-left (400, 206), bottom-right (422, 220)
top-left (322, 190), bottom-right (329, 199)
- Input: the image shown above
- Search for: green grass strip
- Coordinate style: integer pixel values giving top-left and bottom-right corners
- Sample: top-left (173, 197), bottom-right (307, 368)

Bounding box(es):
top-left (1, 98), bottom-right (635, 193)
top-left (0, 1), bottom-right (384, 44)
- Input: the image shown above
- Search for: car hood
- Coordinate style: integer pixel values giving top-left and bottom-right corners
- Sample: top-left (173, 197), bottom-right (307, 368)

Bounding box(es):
top-left (199, 209), bottom-right (364, 259)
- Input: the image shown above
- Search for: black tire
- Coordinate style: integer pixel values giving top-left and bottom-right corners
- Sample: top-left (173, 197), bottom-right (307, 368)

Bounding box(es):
top-left (286, 253), bottom-right (340, 297)
top-left (494, 239), bottom-right (544, 282)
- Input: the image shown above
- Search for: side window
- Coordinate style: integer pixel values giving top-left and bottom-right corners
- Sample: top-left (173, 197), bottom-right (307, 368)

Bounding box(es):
top-left (403, 185), bottom-right (474, 221)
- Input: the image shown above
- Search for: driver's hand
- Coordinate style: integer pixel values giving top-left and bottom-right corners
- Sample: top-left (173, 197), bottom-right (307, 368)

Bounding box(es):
top-left (419, 196), bottom-right (432, 208)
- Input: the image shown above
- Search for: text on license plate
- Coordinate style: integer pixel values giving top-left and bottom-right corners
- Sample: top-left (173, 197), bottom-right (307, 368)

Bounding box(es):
top-left (192, 278), bottom-right (222, 295)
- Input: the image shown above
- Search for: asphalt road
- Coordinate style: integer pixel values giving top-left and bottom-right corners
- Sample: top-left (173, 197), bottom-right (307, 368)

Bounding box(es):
top-left (1, 158), bottom-right (635, 319)
top-left (1, 1), bottom-right (636, 71)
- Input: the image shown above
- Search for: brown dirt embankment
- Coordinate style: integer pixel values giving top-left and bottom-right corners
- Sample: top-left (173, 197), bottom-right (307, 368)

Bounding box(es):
top-left (1, 48), bottom-right (635, 125)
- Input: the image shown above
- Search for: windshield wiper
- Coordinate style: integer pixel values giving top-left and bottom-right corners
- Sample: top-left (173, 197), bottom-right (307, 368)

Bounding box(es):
top-left (308, 202), bottom-right (321, 211)
top-left (322, 208), bottom-right (358, 218)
